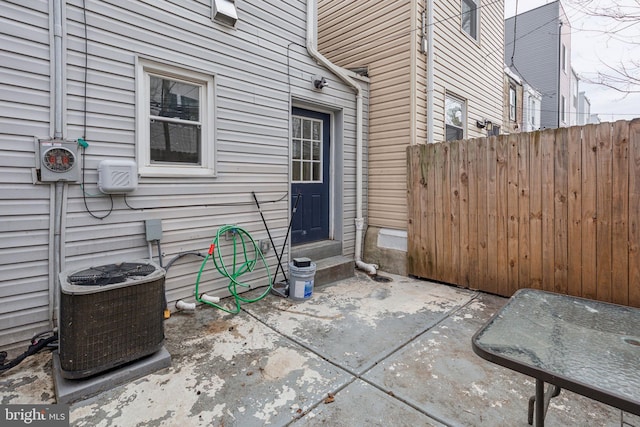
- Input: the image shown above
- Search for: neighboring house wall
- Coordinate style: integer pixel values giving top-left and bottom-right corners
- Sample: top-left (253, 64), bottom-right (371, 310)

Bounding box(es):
top-left (318, 0), bottom-right (504, 238)
top-left (522, 83), bottom-right (543, 132)
top-left (0, 0), bottom-right (368, 349)
top-left (578, 91), bottom-right (591, 125)
top-left (318, 0), bottom-right (413, 231)
top-left (505, 1), bottom-right (572, 129)
top-left (433, 1), bottom-right (504, 142)
top-left (503, 67), bottom-right (524, 133)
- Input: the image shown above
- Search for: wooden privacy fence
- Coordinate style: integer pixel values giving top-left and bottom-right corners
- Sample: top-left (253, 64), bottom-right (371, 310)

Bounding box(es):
top-left (407, 119), bottom-right (640, 307)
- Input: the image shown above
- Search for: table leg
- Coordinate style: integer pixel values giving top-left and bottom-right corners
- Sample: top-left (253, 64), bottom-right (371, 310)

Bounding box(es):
top-left (527, 380), bottom-right (562, 426)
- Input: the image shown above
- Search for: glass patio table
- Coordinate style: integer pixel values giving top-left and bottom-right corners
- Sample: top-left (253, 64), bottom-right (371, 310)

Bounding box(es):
top-left (472, 288), bottom-right (640, 427)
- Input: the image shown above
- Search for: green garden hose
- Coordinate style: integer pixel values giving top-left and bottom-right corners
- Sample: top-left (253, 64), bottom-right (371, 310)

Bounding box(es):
top-left (194, 225), bottom-right (272, 314)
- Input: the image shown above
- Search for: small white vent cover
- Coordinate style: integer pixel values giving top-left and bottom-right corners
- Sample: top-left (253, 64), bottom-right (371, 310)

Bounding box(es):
top-left (98, 160), bottom-right (138, 194)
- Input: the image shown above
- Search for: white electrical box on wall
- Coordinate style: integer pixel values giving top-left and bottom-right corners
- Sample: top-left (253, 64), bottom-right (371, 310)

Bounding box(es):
top-left (38, 139), bottom-right (80, 182)
top-left (98, 160), bottom-right (138, 194)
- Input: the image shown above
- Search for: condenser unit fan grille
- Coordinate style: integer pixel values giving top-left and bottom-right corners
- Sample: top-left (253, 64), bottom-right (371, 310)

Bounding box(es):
top-left (68, 262), bottom-right (157, 286)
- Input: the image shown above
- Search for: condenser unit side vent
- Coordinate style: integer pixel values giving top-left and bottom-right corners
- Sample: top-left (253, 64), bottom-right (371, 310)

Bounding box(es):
top-left (58, 260), bottom-right (165, 379)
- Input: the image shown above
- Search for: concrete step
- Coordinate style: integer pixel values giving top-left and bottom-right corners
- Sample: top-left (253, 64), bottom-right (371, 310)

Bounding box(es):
top-left (291, 240), bottom-right (342, 261)
top-left (312, 255), bottom-right (354, 287)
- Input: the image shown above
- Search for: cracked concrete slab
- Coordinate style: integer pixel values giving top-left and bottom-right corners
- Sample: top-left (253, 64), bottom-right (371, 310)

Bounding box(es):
top-left (294, 379), bottom-right (445, 426)
top-left (70, 309), bottom-right (352, 426)
top-left (363, 292), bottom-right (623, 427)
top-left (1, 272), bottom-right (633, 426)
top-left (246, 273), bottom-right (476, 375)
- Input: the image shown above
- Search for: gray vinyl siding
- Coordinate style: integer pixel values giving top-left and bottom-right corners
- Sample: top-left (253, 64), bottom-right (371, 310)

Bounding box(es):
top-left (0, 0), bottom-right (367, 349)
top-left (0, 1), bottom-right (53, 348)
top-left (505, 1), bottom-right (570, 129)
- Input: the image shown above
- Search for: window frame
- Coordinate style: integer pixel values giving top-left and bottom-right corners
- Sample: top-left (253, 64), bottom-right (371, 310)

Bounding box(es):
top-left (461, 0), bottom-right (480, 42)
top-left (445, 92), bottom-right (467, 142)
top-left (509, 85), bottom-right (517, 121)
top-left (561, 95), bottom-right (567, 124)
top-left (136, 58), bottom-right (216, 178)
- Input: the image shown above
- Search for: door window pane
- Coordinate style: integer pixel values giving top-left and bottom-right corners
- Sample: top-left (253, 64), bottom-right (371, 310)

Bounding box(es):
top-left (293, 139), bottom-right (301, 160)
top-left (292, 116), bottom-right (323, 182)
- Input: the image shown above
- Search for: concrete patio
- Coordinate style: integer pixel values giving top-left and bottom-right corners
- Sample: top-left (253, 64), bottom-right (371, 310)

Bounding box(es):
top-left (1, 271), bottom-right (636, 426)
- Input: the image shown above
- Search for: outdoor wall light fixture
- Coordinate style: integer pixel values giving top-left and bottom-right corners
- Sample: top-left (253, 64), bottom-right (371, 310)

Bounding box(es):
top-left (476, 119), bottom-right (493, 131)
top-left (313, 77), bottom-right (329, 89)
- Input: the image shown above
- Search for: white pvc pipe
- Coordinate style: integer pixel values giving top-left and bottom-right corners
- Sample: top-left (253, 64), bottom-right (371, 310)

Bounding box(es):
top-left (200, 294), bottom-right (220, 304)
top-left (175, 300), bottom-right (196, 311)
top-left (306, 0), bottom-right (377, 275)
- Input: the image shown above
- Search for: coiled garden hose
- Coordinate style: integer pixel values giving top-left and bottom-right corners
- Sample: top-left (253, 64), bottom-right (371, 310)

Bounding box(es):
top-left (194, 225), bottom-right (272, 314)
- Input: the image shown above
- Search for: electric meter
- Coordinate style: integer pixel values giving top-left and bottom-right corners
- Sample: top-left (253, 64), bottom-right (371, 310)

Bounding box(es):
top-left (42, 147), bottom-right (76, 173)
top-left (38, 140), bottom-right (79, 182)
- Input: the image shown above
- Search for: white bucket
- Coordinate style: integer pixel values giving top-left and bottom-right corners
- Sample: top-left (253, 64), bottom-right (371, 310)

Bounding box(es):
top-left (289, 261), bottom-right (316, 301)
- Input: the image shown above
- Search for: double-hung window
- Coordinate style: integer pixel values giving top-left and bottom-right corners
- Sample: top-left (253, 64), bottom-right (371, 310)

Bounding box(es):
top-left (136, 58), bottom-right (215, 177)
top-left (461, 0), bottom-right (479, 41)
top-left (509, 86), bottom-right (517, 121)
top-left (445, 93), bottom-right (466, 141)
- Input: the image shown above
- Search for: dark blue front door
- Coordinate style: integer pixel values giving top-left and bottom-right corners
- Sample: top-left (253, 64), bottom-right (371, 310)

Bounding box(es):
top-left (291, 108), bottom-right (330, 245)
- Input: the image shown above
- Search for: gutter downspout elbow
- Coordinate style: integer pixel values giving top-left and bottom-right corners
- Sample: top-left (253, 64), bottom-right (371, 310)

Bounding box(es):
top-left (306, 0), bottom-right (377, 275)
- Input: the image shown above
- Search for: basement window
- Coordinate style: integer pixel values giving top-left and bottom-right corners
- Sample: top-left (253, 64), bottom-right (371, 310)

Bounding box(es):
top-left (212, 0), bottom-right (238, 27)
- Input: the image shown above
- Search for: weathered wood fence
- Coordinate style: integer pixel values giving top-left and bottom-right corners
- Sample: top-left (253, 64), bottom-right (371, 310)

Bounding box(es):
top-left (407, 119), bottom-right (640, 307)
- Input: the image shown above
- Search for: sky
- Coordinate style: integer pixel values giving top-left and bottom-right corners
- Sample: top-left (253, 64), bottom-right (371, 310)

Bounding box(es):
top-left (504, 0), bottom-right (640, 122)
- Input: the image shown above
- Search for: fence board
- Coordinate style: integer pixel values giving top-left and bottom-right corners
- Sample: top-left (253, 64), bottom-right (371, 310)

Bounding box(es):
top-left (407, 120), bottom-right (640, 307)
top-left (450, 141), bottom-right (461, 286)
top-left (554, 127), bottom-right (569, 295)
top-left (486, 137), bottom-right (498, 294)
top-left (541, 129), bottom-right (555, 293)
top-left (529, 131), bottom-right (543, 289)
top-left (459, 141), bottom-right (470, 287)
top-left (582, 124), bottom-right (598, 300)
top-left (497, 136), bottom-right (509, 296)
top-left (629, 119), bottom-right (640, 307)
top-left (477, 137), bottom-right (489, 290)
top-left (507, 133), bottom-right (520, 295)
top-left (612, 120), bottom-right (630, 305)
top-left (596, 123), bottom-right (613, 302)
top-left (518, 132), bottom-right (531, 291)
top-left (567, 125), bottom-right (582, 298)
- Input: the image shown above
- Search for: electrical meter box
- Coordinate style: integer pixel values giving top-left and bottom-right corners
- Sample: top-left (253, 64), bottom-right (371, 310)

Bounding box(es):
top-left (98, 159), bottom-right (138, 194)
top-left (38, 139), bottom-right (79, 182)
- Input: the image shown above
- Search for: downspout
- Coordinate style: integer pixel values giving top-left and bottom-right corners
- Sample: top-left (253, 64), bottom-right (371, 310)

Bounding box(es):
top-left (306, 0), bottom-right (377, 275)
top-left (426, 0), bottom-right (434, 143)
top-left (557, 20), bottom-right (563, 128)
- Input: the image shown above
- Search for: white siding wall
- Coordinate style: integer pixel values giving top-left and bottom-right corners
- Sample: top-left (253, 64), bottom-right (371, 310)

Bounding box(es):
top-left (0, 0), bottom-right (367, 349)
top-left (431, 0), bottom-right (504, 142)
top-left (0, 1), bottom-right (53, 349)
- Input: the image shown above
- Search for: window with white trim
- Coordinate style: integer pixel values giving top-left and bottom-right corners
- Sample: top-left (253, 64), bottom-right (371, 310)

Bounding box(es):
top-left (445, 93), bottom-right (466, 141)
top-left (136, 59), bottom-right (215, 177)
top-left (461, 0), bottom-right (479, 41)
top-left (509, 86), bottom-right (517, 121)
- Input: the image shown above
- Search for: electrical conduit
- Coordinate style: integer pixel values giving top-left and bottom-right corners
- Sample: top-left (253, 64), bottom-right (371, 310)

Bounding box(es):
top-left (305, 0), bottom-right (377, 275)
